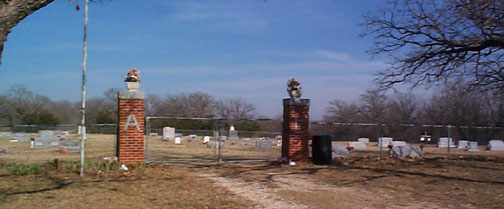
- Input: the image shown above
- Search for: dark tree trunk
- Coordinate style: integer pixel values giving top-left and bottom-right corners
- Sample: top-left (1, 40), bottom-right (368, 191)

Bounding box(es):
top-left (0, 0), bottom-right (55, 65)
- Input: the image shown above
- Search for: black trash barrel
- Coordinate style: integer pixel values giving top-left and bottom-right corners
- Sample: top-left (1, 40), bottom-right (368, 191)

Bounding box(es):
top-left (312, 135), bottom-right (332, 165)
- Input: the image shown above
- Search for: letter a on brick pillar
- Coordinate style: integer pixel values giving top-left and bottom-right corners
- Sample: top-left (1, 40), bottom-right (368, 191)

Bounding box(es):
top-left (282, 98), bottom-right (310, 162)
top-left (117, 90), bottom-right (145, 164)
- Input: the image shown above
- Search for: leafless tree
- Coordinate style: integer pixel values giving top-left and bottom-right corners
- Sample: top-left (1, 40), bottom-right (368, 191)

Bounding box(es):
top-left (324, 100), bottom-right (360, 123)
top-left (362, 0), bottom-right (504, 92)
top-left (386, 91), bottom-right (419, 124)
top-left (215, 98), bottom-right (256, 120)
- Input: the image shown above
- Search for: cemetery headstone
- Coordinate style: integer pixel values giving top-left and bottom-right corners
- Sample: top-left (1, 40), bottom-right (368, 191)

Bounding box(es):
top-left (256, 140), bottom-right (272, 149)
top-left (391, 145), bottom-right (423, 158)
top-left (0, 132), bottom-right (12, 138)
top-left (59, 140), bottom-right (81, 152)
top-left (13, 133), bottom-right (30, 142)
top-left (437, 137), bottom-right (456, 147)
top-left (391, 141), bottom-right (407, 147)
top-left (33, 136), bottom-right (60, 148)
top-left (358, 138), bottom-right (370, 143)
top-left (175, 137), bottom-right (181, 145)
top-left (219, 136), bottom-right (228, 142)
top-left (377, 137), bottom-right (393, 147)
top-left (487, 140), bottom-right (504, 151)
top-left (207, 141), bottom-right (224, 148)
top-left (348, 141), bottom-right (366, 149)
top-left (149, 133), bottom-right (158, 136)
top-left (466, 142), bottom-right (479, 151)
top-left (203, 136), bottom-right (210, 144)
top-left (332, 145), bottom-right (350, 156)
top-left (162, 127), bottom-right (175, 141)
top-left (275, 135), bottom-right (282, 146)
top-left (38, 130), bottom-right (54, 137)
top-left (457, 140), bottom-right (469, 149)
top-left (228, 130), bottom-right (239, 140)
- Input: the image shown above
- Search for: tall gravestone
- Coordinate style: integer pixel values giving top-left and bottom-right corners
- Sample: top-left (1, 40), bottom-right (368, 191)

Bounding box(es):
top-left (117, 90), bottom-right (145, 164)
top-left (282, 98), bottom-right (310, 162)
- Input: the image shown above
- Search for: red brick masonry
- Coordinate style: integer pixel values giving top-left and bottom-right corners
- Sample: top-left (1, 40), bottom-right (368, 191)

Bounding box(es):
top-left (282, 98), bottom-right (310, 162)
top-left (117, 90), bottom-right (145, 164)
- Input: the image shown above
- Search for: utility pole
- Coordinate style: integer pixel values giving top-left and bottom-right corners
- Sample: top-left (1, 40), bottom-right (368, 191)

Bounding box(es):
top-left (80, 0), bottom-right (89, 177)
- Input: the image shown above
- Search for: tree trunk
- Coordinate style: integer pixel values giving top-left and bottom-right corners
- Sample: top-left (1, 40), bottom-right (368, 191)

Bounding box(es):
top-left (0, 0), bottom-right (55, 65)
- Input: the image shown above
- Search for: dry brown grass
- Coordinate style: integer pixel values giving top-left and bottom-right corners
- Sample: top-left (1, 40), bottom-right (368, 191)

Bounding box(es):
top-left (1, 135), bottom-right (504, 208)
top-left (0, 164), bottom-right (252, 209)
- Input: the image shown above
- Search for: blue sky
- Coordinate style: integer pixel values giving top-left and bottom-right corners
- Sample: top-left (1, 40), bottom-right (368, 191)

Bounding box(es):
top-left (0, 0), bottom-right (391, 120)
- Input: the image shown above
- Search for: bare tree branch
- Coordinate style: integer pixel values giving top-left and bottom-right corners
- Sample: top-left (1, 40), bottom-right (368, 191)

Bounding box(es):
top-left (362, 0), bottom-right (504, 92)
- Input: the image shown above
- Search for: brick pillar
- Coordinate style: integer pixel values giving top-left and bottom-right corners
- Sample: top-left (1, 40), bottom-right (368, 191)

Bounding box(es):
top-left (117, 90), bottom-right (145, 164)
top-left (282, 98), bottom-right (310, 162)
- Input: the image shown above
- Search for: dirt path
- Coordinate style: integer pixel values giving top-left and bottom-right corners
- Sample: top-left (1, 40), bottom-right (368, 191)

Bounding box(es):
top-left (196, 166), bottom-right (442, 209)
top-left (199, 172), bottom-right (309, 209)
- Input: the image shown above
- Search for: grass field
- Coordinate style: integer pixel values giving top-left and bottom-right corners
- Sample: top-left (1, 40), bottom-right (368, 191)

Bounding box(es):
top-left (1, 134), bottom-right (503, 208)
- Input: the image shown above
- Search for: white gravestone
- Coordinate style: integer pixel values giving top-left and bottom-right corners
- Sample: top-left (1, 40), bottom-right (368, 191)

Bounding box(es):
top-left (487, 140), bottom-right (504, 151)
top-left (219, 136), bottom-right (227, 142)
top-left (175, 137), bottom-right (181, 144)
top-left (162, 127), bottom-right (175, 141)
top-left (228, 130), bottom-right (239, 140)
top-left (0, 132), bottom-right (12, 138)
top-left (377, 137), bottom-right (393, 147)
top-left (332, 145), bottom-right (350, 156)
top-left (458, 140), bottom-right (469, 149)
top-left (203, 136), bottom-right (210, 144)
top-left (391, 141), bottom-right (407, 147)
top-left (13, 133), bottom-right (30, 142)
top-left (207, 141), bottom-right (224, 148)
top-left (38, 130), bottom-right (54, 137)
top-left (358, 138), bottom-right (370, 143)
top-left (391, 145), bottom-right (423, 158)
top-left (59, 140), bottom-right (81, 152)
top-left (348, 141), bottom-right (366, 149)
top-left (275, 135), bottom-right (282, 147)
top-left (33, 136), bottom-right (59, 148)
top-left (466, 142), bottom-right (479, 152)
top-left (256, 140), bottom-right (272, 149)
top-left (438, 137), bottom-right (456, 147)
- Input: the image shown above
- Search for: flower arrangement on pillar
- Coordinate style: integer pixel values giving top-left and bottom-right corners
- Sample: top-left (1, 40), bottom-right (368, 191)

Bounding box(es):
top-left (125, 68), bottom-right (140, 91)
top-left (287, 78), bottom-right (302, 99)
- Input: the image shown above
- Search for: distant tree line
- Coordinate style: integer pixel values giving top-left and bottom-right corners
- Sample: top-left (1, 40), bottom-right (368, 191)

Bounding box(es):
top-left (322, 82), bottom-right (504, 143)
top-left (0, 86), bottom-right (258, 130)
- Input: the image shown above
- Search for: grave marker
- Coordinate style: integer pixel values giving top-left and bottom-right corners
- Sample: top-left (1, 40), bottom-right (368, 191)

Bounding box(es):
top-left (466, 142), bottom-right (479, 151)
top-left (358, 138), bottom-right (370, 143)
top-left (59, 140), bottom-right (81, 152)
top-left (0, 132), bottom-right (12, 138)
top-left (175, 137), bottom-right (181, 144)
top-left (457, 140), bottom-right (469, 149)
top-left (487, 140), bottom-right (504, 151)
top-left (162, 127), bottom-right (175, 141)
top-left (256, 140), bottom-right (272, 148)
top-left (13, 133), bottom-right (30, 142)
top-left (438, 137), bottom-right (456, 147)
top-left (348, 141), bottom-right (366, 149)
top-left (377, 137), bottom-right (393, 147)
top-left (228, 130), bottom-right (239, 140)
top-left (391, 141), bottom-right (407, 147)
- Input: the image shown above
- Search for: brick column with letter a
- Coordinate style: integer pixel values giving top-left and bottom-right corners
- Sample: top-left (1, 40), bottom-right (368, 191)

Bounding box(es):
top-left (117, 90), bottom-right (145, 164)
top-left (282, 98), bottom-right (310, 162)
